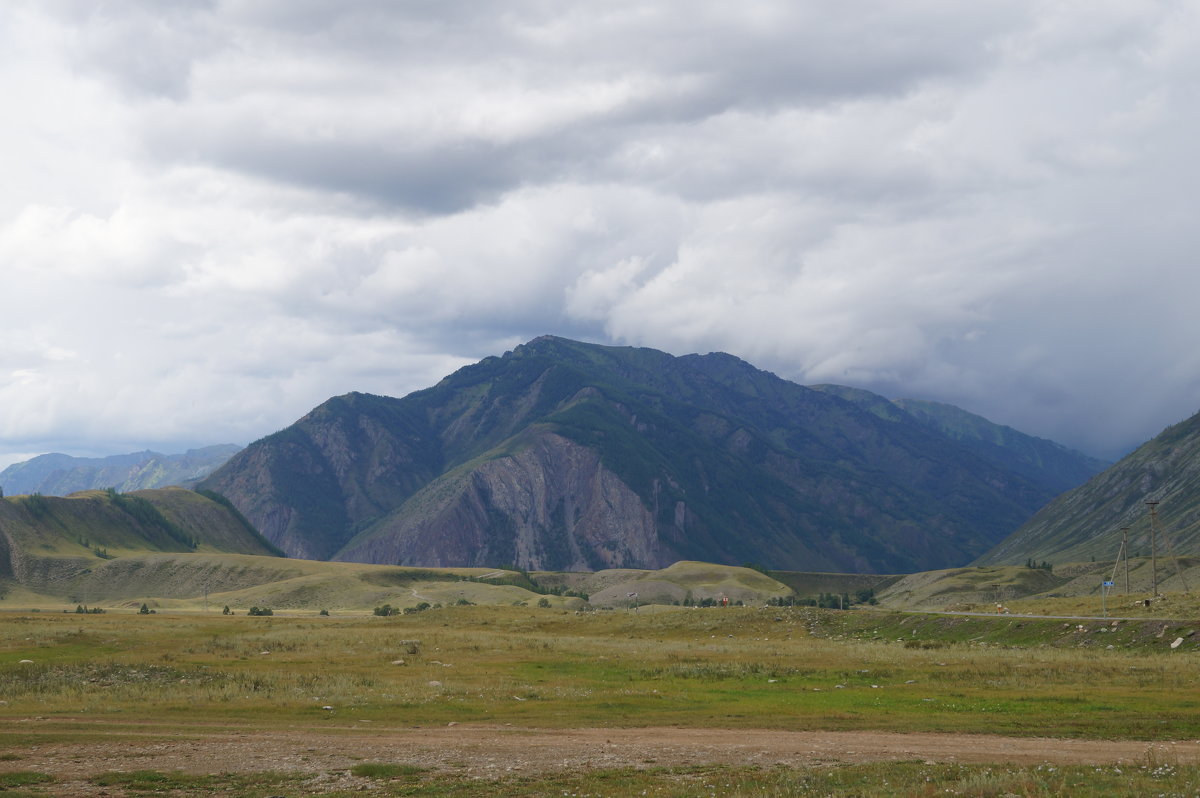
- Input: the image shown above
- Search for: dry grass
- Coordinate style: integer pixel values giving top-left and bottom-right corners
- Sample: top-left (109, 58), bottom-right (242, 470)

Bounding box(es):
top-left (1, 605), bottom-right (1197, 742)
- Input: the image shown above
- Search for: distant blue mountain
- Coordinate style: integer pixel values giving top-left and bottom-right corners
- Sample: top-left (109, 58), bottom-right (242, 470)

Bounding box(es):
top-left (0, 445), bottom-right (242, 496)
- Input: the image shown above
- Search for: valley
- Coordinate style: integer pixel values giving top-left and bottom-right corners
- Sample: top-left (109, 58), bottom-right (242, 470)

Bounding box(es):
top-left (2, 489), bottom-right (1197, 796)
top-left (2, 337), bottom-right (1199, 795)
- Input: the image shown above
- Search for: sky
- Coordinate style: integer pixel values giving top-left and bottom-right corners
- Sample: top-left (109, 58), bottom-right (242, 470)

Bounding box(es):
top-left (2, 0), bottom-right (1199, 470)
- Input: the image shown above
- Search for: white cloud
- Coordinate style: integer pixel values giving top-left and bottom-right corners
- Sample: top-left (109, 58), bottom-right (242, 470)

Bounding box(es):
top-left (2, 0), bottom-right (1199, 466)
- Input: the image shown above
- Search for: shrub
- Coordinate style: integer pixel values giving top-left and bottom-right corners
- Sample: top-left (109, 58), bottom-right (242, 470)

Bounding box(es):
top-left (22, 493), bottom-right (51, 518)
top-left (349, 763), bottom-right (425, 779)
top-left (247, 606), bottom-right (273, 616)
top-left (855, 588), bottom-right (879, 605)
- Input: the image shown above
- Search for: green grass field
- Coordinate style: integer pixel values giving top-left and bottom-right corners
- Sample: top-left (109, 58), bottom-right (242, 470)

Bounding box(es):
top-left (1, 605), bottom-right (1198, 795)
top-left (1, 606), bottom-right (1196, 736)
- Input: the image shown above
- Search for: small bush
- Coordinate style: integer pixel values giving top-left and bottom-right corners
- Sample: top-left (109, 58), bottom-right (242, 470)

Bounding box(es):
top-left (247, 606), bottom-right (273, 616)
top-left (350, 763), bottom-right (426, 779)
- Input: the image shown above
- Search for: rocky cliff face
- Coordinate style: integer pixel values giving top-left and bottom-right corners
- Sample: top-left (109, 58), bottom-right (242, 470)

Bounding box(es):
top-left (202, 336), bottom-right (1105, 573)
top-left (337, 432), bottom-right (668, 570)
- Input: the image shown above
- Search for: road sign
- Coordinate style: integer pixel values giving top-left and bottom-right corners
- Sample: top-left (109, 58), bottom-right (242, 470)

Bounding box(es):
top-left (1103, 581), bottom-right (1114, 587)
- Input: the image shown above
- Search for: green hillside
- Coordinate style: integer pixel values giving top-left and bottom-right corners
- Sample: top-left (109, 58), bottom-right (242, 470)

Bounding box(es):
top-left (978, 409), bottom-right (1200, 566)
top-left (0, 487), bottom-right (282, 599)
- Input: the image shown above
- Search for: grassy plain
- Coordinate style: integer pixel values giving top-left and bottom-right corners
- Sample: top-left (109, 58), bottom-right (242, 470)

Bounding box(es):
top-left (1, 605), bottom-right (1197, 736)
top-left (0, 605), bottom-right (1198, 794)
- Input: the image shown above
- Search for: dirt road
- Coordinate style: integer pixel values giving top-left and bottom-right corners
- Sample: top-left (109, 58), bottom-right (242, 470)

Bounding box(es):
top-left (12, 724), bottom-right (1200, 780)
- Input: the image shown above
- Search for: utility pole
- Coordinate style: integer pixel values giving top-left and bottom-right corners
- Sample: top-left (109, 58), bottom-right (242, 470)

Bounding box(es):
top-left (1145, 501), bottom-right (1160, 597)
top-left (1121, 528), bottom-right (1130, 594)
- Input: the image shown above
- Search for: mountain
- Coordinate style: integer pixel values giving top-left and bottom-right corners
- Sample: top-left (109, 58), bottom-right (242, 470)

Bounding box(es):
top-left (0, 445), bottom-right (242, 497)
top-left (201, 336), bottom-right (1105, 573)
top-left (810, 387), bottom-right (1108, 497)
top-left (977, 409), bottom-right (1200, 566)
top-left (0, 487), bottom-right (283, 598)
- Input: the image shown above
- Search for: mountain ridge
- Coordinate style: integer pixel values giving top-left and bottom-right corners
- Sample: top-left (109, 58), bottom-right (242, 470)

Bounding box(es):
top-left (202, 336), bottom-right (1105, 573)
top-left (0, 445), bottom-right (242, 497)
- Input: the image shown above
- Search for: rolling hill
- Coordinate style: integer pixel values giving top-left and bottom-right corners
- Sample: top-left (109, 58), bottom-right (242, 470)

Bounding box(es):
top-left (201, 336), bottom-right (1104, 573)
top-left (0, 487), bottom-right (281, 600)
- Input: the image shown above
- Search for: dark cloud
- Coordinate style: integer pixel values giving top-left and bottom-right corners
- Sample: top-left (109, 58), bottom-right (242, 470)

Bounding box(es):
top-left (2, 1), bottom-right (1199, 468)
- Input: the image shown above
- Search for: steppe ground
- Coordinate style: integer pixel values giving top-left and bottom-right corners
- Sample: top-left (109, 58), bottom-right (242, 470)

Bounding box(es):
top-left (1, 604), bottom-right (1199, 796)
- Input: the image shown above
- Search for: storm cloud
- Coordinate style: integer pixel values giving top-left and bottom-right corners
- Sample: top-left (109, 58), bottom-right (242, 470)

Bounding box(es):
top-left (2, 0), bottom-right (1199, 467)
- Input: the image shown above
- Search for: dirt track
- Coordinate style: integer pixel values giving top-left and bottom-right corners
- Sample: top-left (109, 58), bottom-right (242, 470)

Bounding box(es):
top-left (13, 725), bottom-right (1200, 780)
